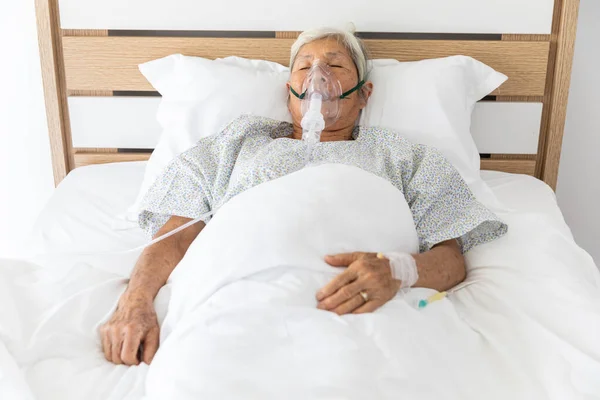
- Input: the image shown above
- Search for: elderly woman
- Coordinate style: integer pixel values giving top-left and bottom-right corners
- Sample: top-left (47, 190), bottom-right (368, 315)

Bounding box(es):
top-left (100, 28), bottom-right (506, 365)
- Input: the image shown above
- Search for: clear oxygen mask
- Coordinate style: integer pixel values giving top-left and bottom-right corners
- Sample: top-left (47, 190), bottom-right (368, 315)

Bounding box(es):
top-left (290, 61), bottom-right (365, 150)
top-left (298, 62), bottom-right (343, 139)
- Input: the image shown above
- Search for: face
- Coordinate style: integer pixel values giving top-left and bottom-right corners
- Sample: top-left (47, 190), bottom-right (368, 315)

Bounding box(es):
top-left (287, 38), bottom-right (373, 133)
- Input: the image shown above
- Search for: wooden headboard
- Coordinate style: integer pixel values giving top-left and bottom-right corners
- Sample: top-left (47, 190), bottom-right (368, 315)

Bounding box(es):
top-left (35, 0), bottom-right (580, 190)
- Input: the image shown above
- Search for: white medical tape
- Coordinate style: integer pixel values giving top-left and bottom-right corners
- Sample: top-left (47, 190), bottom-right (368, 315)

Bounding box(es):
top-left (379, 252), bottom-right (419, 288)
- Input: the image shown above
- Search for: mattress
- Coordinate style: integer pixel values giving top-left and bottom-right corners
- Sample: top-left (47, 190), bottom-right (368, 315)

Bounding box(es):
top-left (1, 162), bottom-right (599, 400)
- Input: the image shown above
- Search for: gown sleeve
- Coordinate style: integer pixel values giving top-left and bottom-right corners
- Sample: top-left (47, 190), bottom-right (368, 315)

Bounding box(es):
top-left (137, 141), bottom-right (220, 238)
top-left (399, 144), bottom-right (508, 253)
top-left (136, 114), bottom-right (290, 238)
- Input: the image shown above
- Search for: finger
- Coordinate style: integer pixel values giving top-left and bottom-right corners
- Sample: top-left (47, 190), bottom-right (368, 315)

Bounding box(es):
top-left (100, 328), bottom-right (111, 361)
top-left (110, 329), bottom-right (124, 365)
top-left (352, 300), bottom-right (385, 314)
top-left (318, 280), bottom-right (363, 310)
top-left (142, 327), bottom-right (160, 365)
top-left (324, 252), bottom-right (363, 267)
top-left (316, 269), bottom-right (357, 301)
top-left (121, 329), bottom-right (143, 366)
top-left (332, 294), bottom-right (367, 315)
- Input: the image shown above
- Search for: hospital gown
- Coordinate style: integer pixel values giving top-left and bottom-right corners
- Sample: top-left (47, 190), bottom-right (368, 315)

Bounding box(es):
top-left (140, 115), bottom-right (507, 253)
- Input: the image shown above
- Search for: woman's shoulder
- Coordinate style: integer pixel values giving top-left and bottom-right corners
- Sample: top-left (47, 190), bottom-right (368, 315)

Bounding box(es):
top-left (185, 114), bottom-right (290, 147)
top-left (357, 125), bottom-right (417, 147)
top-left (357, 125), bottom-right (445, 159)
top-left (179, 114), bottom-right (292, 158)
top-left (170, 115), bottom-right (285, 166)
top-left (223, 114), bottom-right (293, 138)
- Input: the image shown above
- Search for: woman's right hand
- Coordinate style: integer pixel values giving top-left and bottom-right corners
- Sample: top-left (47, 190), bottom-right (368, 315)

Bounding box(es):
top-left (99, 291), bottom-right (160, 366)
top-left (99, 217), bottom-right (203, 366)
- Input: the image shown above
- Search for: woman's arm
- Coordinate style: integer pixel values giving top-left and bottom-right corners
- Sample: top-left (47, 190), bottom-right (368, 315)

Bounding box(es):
top-left (127, 216), bottom-right (204, 300)
top-left (412, 239), bottom-right (466, 292)
top-left (316, 240), bottom-right (466, 315)
top-left (100, 216), bottom-right (204, 366)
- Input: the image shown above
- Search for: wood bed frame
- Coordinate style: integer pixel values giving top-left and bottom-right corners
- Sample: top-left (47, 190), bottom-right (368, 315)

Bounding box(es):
top-left (35, 0), bottom-right (580, 190)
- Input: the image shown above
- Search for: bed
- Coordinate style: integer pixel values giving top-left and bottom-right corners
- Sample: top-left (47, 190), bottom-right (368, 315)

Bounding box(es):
top-left (2, 0), bottom-right (597, 398)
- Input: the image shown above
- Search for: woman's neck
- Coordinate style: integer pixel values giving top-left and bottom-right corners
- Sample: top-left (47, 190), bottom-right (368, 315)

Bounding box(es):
top-left (290, 124), bottom-right (355, 142)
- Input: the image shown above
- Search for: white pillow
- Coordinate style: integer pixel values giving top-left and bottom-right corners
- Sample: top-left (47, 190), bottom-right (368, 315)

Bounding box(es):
top-left (128, 54), bottom-right (506, 217)
top-left (361, 56), bottom-right (507, 188)
top-left (127, 55), bottom-right (292, 216)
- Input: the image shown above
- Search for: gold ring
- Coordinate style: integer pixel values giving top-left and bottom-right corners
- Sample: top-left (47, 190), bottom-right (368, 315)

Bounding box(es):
top-left (377, 253), bottom-right (386, 260)
top-left (360, 291), bottom-right (369, 302)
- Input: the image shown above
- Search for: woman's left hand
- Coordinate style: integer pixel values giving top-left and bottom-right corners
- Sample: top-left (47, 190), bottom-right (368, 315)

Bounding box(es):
top-left (316, 252), bottom-right (401, 315)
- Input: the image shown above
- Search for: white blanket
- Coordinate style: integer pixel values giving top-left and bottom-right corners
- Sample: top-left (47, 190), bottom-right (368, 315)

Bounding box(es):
top-left (1, 164), bottom-right (600, 400)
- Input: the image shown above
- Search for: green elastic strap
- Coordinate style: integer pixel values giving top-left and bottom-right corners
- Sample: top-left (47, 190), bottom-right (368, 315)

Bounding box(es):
top-left (340, 80), bottom-right (365, 99)
top-left (290, 86), bottom-right (306, 100)
top-left (290, 79), bottom-right (365, 100)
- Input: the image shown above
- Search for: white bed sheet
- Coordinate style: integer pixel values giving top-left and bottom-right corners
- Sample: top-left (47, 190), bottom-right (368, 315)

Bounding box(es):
top-left (27, 161), bottom-right (148, 259)
top-left (0, 162), bottom-right (598, 400)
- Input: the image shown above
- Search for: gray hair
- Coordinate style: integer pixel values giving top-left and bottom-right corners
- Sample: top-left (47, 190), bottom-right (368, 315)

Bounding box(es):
top-left (289, 27), bottom-right (369, 82)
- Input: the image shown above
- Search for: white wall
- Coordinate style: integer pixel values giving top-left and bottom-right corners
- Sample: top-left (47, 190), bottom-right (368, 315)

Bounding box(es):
top-left (556, 0), bottom-right (600, 265)
top-left (0, 1), bottom-right (54, 258)
top-left (58, 0), bottom-right (554, 33)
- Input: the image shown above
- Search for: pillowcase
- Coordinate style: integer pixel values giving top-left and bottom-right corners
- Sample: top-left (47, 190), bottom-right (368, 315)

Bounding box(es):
top-left (361, 56), bottom-right (507, 189)
top-left (128, 54), bottom-right (506, 217)
top-left (127, 54), bottom-right (292, 216)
